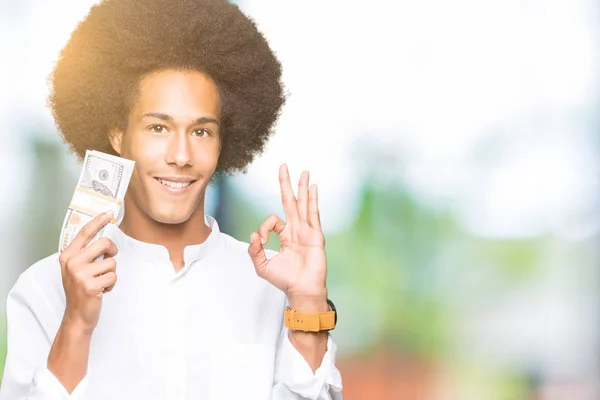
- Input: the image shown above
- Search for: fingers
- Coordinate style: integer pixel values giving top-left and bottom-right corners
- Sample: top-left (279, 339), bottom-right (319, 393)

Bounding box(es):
top-left (82, 237), bottom-right (118, 262)
top-left (68, 211), bottom-right (114, 253)
top-left (308, 184), bottom-right (322, 230)
top-left (102, 239), bottom-right (119, 259)
top-left (279, 164), bottom-right (299, 226)
top-left (258, 214), bottom-right (286, 245)
top-left (96, 272), bottom-right (118, 293)
top-left (297, 171), bottom-right (309, 223)
top-left (65, 238), bottom-right (118, 272)
top-left (88, 257), bottom-right (117, 277)
top-left (67, 255), bottom-right (115, 281)
top-left (87, 258), bottom-right (118, 292)
top-left (64, 240), bottom-right (117, 276)
top-left (248, 232), bottom-right (268, 277)
top-left (65, 255), bottom-right (118, 296)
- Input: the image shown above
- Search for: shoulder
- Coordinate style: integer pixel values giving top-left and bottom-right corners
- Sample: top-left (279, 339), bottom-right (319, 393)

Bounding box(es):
top-left (8, 252), bottom-right (65, 309)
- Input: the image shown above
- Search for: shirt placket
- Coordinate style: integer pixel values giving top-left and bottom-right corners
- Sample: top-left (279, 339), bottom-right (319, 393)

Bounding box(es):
top-left (165, 277), bottom-right (187, 400)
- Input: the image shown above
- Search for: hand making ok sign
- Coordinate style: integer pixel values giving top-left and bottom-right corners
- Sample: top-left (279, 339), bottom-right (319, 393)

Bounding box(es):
top-left (248, 164), bottom-right (328, 311)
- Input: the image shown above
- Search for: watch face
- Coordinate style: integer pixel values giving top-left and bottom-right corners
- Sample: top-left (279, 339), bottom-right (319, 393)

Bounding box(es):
top-left (327, 299), bottom-right (337, 325)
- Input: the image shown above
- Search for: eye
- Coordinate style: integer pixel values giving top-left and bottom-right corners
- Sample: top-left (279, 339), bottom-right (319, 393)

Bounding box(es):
top-left (149, 124), bottom-right (168, 134)
top-left (192, 128), bottom-right (211, 137)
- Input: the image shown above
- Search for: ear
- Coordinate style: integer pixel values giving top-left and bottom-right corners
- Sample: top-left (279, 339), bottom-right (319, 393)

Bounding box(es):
top-left (108, 127), bottom-right (124, 155)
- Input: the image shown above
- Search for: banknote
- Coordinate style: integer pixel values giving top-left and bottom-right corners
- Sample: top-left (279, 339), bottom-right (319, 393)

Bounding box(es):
top-left (59, 150), bottom-right (135, 253)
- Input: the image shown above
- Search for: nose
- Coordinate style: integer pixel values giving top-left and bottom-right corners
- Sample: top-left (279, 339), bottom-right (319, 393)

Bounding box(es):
top-left (165, 132), bottom-right (193, 168)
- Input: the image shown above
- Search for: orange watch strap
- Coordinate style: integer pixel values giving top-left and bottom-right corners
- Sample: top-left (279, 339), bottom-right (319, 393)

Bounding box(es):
top-left (284, 307), bottom-right (336, 332)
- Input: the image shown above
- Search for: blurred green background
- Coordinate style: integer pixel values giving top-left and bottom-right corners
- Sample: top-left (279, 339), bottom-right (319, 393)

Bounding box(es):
top-left (1, 1), bottom-right (600, 399)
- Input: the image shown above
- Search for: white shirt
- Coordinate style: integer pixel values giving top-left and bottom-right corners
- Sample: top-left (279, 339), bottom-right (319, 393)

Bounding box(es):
top-left (0, 215), bottom-right (343, 400)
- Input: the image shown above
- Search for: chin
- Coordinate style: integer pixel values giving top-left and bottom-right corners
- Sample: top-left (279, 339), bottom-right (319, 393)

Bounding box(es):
top-left (150, 209), bottom-right (196, 225)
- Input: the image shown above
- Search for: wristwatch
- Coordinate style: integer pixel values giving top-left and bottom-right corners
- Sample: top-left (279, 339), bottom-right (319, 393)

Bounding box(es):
top-left (284, 299), bottom-right (337, 332)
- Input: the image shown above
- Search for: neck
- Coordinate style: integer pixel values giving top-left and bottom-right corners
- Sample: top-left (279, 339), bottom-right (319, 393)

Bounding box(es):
top-left (119, 199), bottom-right (212, 271)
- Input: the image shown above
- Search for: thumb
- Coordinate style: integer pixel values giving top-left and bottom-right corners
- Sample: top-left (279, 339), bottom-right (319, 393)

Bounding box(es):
top-left (248, 232), bottom-right (268, 277)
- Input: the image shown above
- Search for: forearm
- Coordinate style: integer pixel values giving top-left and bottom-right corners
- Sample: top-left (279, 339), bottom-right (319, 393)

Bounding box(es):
top-left (287, 295), bottom-right (329, 372)
top-left (47, 316), bottom-right (93, 394)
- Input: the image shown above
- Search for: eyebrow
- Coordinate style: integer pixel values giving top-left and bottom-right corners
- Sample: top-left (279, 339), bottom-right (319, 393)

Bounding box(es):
top-left (142, 112), bottom-right (220, 126)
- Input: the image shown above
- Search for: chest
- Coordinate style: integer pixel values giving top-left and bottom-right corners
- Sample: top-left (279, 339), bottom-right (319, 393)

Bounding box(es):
top-left (82, 261), bottom-right (284, 400)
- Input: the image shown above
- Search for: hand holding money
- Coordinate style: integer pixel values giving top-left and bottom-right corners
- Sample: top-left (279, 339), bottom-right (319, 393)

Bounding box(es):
top-left (59, 150), bottom-right (134, 252)
top-left (56, 150), bottom-right (134, 332)
top-left (58, 212), bottom-right (119, 333)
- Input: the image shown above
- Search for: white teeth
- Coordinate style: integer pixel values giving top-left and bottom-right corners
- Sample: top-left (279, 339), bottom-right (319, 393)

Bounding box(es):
top-left (158, 179), bottom-right (191, 188)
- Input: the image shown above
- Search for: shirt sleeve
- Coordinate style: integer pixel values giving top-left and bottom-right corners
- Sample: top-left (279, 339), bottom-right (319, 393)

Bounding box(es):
top-left (0, 273), bottom-right (89, 400)
top-left (271, 327), bottom-right (343, 400)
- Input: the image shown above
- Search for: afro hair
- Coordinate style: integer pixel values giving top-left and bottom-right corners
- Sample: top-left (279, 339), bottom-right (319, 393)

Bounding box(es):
top-left (49, 0), bottom-right (285, 174)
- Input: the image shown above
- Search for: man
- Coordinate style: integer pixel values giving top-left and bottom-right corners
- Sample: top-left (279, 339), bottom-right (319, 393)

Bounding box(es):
top-left (0, 0), bottom-right (343, 399)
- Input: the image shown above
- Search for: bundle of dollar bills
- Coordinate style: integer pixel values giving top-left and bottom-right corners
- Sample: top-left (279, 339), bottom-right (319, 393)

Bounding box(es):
top-left (59, 150), bottom-right (135, 253)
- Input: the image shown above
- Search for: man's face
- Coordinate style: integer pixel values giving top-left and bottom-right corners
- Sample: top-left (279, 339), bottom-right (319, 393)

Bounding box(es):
top-left (110, 69), bottom-right (221, 225)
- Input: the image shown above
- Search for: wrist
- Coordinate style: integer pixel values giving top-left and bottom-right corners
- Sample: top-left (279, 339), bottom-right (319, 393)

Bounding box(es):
top-left (48, 314), bottom-right (93, 394)
top-left (287, 292), bottom-right (329, 313)
top-left (62, 313), bottom-right (95, 337)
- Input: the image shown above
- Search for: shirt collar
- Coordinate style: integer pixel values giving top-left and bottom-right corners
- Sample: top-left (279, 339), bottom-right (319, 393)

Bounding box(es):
top-left (105, 214), bottom-right (222, 267)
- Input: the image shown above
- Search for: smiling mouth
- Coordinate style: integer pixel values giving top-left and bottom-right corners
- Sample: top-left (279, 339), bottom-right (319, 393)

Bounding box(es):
top-left (155, 178), bottom-right (196, 189)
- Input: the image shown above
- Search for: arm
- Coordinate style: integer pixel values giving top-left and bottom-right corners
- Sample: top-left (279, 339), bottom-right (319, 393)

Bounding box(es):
top-left (0, 274), bottom-right (88, 400)
top-left (271, 318), bottom-right (343, 400)
top-left (0, 212), bottom-right (118, 399)
top-left (46, 318), bottom-right (93, 394)
top-left (247, 165), bottom-right (343, 399)
top-left (287, 296), bottom-right (329, 373)
top-left (48, 211), bottom-right (119, 393)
